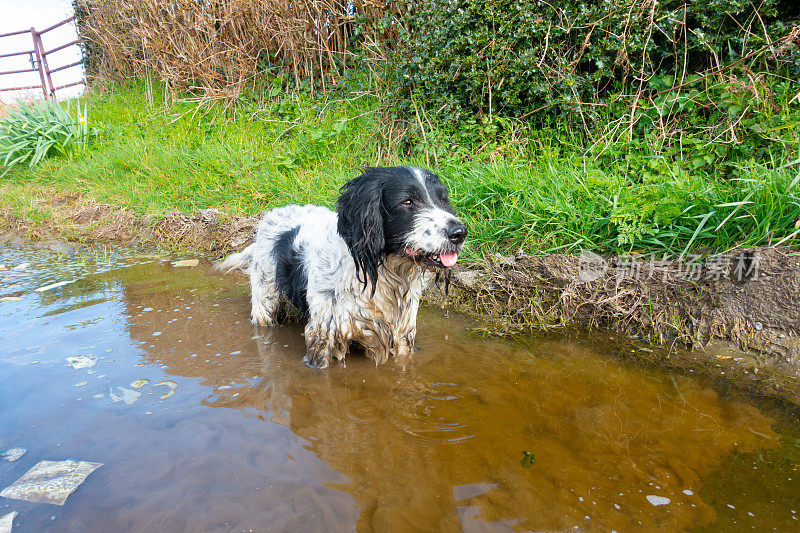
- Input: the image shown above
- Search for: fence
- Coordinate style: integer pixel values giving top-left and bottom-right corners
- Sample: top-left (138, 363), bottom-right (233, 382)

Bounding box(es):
top-left (0, 16), bottom-right (84, 99)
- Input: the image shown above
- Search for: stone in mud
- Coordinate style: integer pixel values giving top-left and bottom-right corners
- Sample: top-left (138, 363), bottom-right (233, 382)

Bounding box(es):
top-left (2, 448), bottom-right (26, 462)
top-left (0, 511), bottom-right (17, 533)
top-left (130, 379), bottom-right (150, 389)
top-left (198, 208), bottom-right (221, 221)
top-left (47, 241), bottom-right (71, 253)
top-left (0, 460), bottom-right (102, 505)
top-left (453, 270), bottom-right (484, 291)
top-left (172, 259), bottom-right (199, 267)
top-left (66, 356), bottom-right (97, 369)
top-left (229, 236), bottom-right (248, 247)
top-left (646, 495), bottom-right (671, 506)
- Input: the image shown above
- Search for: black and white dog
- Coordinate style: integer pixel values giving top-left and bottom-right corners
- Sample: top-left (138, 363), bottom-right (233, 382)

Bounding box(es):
top-left (218, 166), bottom-right (466, 369)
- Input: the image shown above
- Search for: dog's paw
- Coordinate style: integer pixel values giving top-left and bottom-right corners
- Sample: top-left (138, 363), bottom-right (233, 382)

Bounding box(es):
top-left (303, 353), bottom-right (330, 370)
top-left (250, 314), bottom-right (274, 326)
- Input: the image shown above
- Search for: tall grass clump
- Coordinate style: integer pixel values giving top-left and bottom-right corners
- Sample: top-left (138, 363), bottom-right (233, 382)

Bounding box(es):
top-left (0, 100), bottom-right (97, 176)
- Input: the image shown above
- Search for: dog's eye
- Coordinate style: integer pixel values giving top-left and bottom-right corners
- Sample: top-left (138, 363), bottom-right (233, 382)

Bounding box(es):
top-left (401, 199), bottom-right (414, 207)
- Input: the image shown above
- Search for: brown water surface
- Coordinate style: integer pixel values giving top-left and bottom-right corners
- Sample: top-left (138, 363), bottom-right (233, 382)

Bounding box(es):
top-left (0, 245), bottom-right (798, 532)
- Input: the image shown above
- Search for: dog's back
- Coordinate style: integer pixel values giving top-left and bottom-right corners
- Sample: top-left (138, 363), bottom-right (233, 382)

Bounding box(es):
top-left (217, 204), bottom-right (347, 326)
top-left (217, 204), bottom-right (337, 274)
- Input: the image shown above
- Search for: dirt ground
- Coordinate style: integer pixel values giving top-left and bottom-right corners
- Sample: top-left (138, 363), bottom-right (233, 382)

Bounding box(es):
top-left (0, 192), bottom-right (261, 255)
top-left (2, 192), bottom-right (799, 409)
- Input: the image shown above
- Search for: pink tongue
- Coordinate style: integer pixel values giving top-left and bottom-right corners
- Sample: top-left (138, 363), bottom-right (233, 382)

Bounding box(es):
top-left (439, 252), bottom-right (458, 267)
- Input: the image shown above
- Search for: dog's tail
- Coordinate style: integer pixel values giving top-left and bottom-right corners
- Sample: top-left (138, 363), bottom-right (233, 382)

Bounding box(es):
top-left (215, 244), bottom-right (255, 274)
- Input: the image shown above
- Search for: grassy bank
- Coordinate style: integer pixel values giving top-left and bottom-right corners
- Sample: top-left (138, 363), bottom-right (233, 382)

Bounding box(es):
top-left (1, 81), bottom-right (799, 259)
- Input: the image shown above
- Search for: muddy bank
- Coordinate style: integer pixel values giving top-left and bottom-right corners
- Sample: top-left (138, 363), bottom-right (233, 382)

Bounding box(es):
top-left (0, 192), bottom-right (260, 255)
top-left (445, 248), bottom-right (800, 367)
top-left (2, 193), bottom-right (799, 405)
top-left (437, 250), bottom-right (800, 410)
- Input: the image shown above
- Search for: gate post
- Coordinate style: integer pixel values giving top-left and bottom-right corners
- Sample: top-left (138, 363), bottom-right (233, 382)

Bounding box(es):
top-left (35, 32), bottom-right (56, 96)
top-left (30, 27), bottom-right (49, 99)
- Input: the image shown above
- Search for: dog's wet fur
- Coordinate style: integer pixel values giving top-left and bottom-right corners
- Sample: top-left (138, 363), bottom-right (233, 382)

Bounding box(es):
top-left (217, 166), bottom-right (466, 368)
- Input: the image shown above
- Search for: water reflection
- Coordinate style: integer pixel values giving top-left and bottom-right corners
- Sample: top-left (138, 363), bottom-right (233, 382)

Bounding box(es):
top-left (1, 246), bottom-right (795, 532)
top-left (117, 261), bottom-right (780, 531)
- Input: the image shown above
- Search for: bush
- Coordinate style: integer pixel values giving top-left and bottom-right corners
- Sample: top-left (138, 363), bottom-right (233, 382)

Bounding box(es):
top-left (72, 0), bottom-right (104, 79)
top-left (0, 100), bottom-right (97, 176)
top-left (401, 0), bottom-right (798, 129)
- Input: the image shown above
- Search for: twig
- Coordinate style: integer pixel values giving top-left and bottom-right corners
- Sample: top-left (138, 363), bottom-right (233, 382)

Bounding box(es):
top-left (410, 95), bottom-right (430, 167)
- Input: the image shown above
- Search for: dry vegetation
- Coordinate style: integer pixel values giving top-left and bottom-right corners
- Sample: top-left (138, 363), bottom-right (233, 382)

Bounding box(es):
top-left (77, 0), bottom-right (403, 98)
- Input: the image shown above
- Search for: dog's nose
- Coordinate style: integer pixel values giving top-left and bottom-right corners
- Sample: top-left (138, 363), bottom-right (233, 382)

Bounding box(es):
top-left (446, 221), bottom-right (467, 245)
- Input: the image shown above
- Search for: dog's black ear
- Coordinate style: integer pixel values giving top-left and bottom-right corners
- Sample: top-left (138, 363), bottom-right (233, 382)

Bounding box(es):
top-left (337, 169), bottom-right (385, 295)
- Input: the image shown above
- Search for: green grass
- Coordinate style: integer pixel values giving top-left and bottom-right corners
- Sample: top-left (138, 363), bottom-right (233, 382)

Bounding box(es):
top-left (1, 80), bottom-right (799, 259)
top-left (444, 157), bottom-right (800, 258)
top-left (1, 84), bottom-right (378, 214)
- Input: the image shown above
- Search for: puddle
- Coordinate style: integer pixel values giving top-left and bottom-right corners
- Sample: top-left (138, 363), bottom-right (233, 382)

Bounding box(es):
top-left (0, 244), bottom-right (798, 531)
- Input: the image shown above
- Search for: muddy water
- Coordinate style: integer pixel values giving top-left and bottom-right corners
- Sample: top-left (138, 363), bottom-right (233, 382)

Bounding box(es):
top-left (0, 245), bottom-right (798, 532)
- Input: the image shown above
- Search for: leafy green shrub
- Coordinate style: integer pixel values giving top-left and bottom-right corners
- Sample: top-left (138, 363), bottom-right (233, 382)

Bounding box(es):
top-left (274, 119), bottom-right (349, 171)
top-left (401, 0), bottom-right (797, 128)
top-left (72, 0), bottom-right (104, 79)
top-left (0, 100), bottom-right (98, 176)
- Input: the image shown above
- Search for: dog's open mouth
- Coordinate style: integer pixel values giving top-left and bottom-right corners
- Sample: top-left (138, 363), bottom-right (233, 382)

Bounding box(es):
top-left (404, 247), bottom-right (458, 268)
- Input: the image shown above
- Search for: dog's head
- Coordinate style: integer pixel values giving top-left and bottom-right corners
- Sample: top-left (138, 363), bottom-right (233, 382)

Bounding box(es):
top-left (337, 166), bottom-right (467, 292)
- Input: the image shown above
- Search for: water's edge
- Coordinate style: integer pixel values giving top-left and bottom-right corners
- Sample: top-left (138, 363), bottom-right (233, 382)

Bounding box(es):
top-left (2, 204), bottom-right (799, 411)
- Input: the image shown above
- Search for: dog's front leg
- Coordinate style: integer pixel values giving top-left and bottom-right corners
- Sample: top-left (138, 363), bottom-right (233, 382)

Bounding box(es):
top-left (355, 324), bottom-right (394, 365)
top-left (395, 331), bottom-right (416, 360)
top-left (303, 321), bottom-right (348, 369)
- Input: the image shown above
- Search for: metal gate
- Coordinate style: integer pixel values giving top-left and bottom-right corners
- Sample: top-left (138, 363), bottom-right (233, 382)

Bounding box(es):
top-left (0, 16), bottom-right (84, 100)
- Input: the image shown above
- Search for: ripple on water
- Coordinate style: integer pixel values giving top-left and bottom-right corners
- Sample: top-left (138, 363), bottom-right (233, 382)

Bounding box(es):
top-left (0, 244), bottom-right (797, 533)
